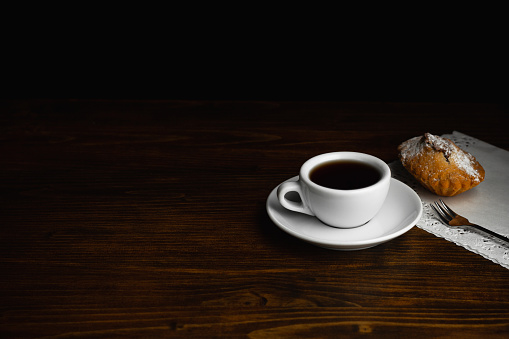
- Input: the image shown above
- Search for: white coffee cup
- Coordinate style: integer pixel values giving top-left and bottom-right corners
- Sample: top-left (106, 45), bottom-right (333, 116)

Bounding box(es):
top-left (277, 152), bottom-right (391, 228)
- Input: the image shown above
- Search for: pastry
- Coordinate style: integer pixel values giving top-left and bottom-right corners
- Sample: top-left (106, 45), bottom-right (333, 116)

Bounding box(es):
top-left (398, 133), bottom-right (485, 196)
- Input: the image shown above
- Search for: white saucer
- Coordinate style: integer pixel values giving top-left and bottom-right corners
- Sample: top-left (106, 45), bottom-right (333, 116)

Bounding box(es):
top-left (267, 177), bottom-right (423, 250)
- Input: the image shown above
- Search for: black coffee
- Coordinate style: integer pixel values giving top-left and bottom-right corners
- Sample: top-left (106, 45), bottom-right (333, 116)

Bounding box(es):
top-left (310, 160), bottom-right (381, 190)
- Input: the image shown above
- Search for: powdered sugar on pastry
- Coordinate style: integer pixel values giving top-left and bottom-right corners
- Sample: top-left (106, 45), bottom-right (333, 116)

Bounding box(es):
top-left (425, 133), bottom-right (481, 180)
top-left (398, 133), bottom-right (485, 196)
top-left (399, 136), bottom-right (425, 163)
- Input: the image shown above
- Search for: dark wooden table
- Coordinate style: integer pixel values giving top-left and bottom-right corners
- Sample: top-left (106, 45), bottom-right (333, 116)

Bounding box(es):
top-left (1, 99), bottom-right (508, 338)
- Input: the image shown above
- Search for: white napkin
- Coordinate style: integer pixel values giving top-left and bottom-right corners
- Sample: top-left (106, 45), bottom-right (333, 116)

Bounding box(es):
top-left (390, 131), bottom-right (509, 269)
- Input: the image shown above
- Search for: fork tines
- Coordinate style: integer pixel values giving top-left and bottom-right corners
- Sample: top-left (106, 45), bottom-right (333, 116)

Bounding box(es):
top-left (432, 199), bottom-right (455, 224)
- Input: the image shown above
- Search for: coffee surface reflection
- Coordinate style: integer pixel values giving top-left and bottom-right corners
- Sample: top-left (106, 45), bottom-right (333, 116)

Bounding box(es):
top-left (310, 160), bottom-right (381, 190)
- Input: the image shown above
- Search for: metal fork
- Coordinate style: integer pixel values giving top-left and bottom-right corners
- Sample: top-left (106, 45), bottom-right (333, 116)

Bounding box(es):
top-left (432, 199), bottom-right (508, 243)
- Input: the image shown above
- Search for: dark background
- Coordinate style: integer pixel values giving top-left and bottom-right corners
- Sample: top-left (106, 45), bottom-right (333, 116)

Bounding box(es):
top-left (4, 52), bottom-right (502, 103)
top-left (2, 9), bottom-right (504, 104)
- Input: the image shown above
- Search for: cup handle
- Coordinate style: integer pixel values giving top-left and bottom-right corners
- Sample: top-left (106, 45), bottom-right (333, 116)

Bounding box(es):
top-left (277, 180), bottom-right (315, 216)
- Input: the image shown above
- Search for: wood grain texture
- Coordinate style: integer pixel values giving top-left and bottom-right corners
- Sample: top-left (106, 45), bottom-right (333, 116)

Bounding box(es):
top-left (1, 100), bottom-right (508, 338)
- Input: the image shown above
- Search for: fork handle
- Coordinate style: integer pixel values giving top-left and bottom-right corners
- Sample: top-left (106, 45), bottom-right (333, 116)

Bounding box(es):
top-left (469, 223), bottom-right (509, 243)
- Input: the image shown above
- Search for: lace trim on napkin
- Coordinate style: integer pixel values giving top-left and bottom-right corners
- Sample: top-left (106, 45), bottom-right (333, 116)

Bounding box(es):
top-left (391, 132), bottom-right (509, 270)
